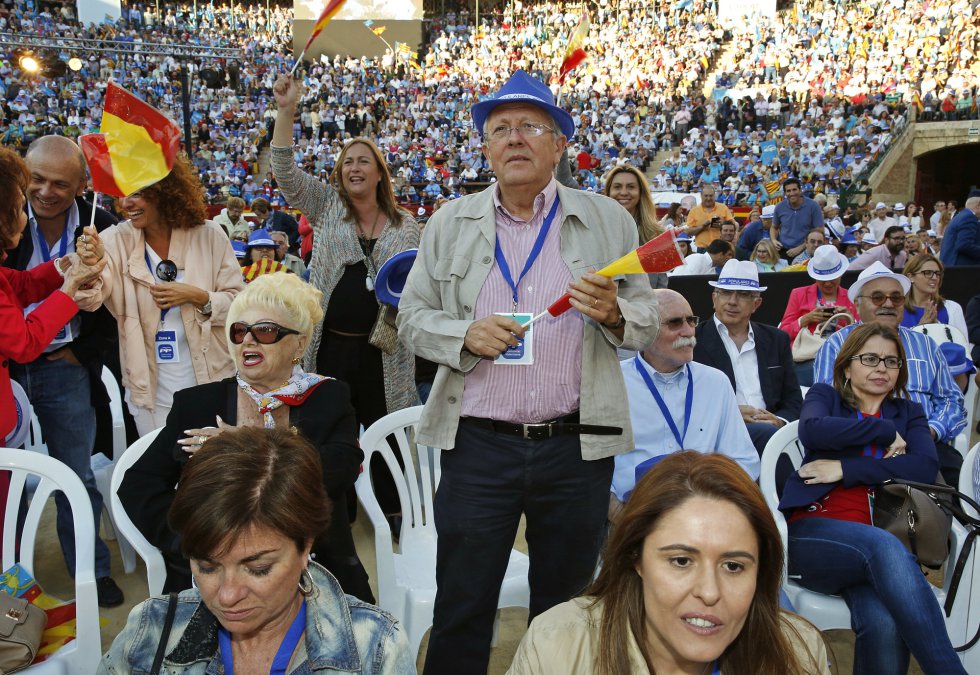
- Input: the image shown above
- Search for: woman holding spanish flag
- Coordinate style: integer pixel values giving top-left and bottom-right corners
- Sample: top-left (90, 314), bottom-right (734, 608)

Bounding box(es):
top-left (89, 156), bottom-right (244, 436)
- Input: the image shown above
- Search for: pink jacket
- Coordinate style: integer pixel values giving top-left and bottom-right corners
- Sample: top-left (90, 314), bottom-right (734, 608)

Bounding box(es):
top-left (94, 221), bottom-right (244, 410)
top-left (779, 283), bottom-right (858, 342)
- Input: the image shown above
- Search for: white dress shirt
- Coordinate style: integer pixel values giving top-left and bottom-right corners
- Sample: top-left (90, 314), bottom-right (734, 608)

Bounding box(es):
top-left (713, 316), bottom-right (767, 410)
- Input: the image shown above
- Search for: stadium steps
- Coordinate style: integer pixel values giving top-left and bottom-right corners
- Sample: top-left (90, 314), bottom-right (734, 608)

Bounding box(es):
top-left (702, 38), bottom-right (740, 99)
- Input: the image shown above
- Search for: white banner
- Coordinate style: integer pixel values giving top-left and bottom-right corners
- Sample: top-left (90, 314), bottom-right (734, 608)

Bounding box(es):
top-left (718, 0), bottom-right (777, 21)
top-left (76, 0), bottom-right (122, 25)
top-left (295, 0), bottom-right (421, 21)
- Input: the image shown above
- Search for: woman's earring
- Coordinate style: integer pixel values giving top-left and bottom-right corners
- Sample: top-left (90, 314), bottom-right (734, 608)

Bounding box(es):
top-left (298, 567), bottom-right (314, 596)
top-left (292, 356), bottom-right (302, 365)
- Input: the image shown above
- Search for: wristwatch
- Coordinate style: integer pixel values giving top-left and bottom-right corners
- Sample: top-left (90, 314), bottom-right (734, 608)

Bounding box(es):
top-left (197, 300), bottom-right (212, 316)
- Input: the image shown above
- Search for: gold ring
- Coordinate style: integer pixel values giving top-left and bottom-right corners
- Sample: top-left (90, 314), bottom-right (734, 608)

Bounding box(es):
top-left (197, 435), bottom-right (207, 445)
top-left (592, 297), bottom-right (598, 308)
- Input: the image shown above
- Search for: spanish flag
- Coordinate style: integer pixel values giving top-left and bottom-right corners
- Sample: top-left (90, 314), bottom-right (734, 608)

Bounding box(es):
top-left (78, 83), bottom-right (180, 197)
top-left (544, 230), bottom-right (684, 318)
top-left (302, 0), bottom-right (347, 53)
top-left (558, 10), bottom-right (590, 84)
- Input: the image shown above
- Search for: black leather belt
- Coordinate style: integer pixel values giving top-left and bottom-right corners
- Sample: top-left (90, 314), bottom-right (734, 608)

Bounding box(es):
top-left (460, 411), bottom-right (622, 441)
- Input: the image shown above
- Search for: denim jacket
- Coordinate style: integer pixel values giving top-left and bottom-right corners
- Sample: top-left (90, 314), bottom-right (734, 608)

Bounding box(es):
top-left (97, 563), bottom-right (415, 674)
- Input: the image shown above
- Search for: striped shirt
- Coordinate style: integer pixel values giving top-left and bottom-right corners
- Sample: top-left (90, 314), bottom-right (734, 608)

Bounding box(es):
top-left (461, 179), bottom-right (583, 423)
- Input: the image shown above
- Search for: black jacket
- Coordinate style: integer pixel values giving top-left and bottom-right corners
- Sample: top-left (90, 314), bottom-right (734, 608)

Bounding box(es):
top-left (118, 376), bottom-right (371, 599)
top-left (694, 318), bottom-right (803, 422)
top-left (4, 197), bottom-right (118, 406)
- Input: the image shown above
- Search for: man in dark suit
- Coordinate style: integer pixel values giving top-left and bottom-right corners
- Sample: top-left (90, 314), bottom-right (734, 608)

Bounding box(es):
top-left (250, 196), bottom-right (300, 252)
top-left (694, 259), bottom-right (802, 455)
top-left (4, 136), bottom-right (124, 607)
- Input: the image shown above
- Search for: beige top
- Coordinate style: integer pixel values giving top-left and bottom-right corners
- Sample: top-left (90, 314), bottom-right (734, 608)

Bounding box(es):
top-left (93, 220), bottom-right (244, 410)
top-left (507, 597), bottom-right (832, 674)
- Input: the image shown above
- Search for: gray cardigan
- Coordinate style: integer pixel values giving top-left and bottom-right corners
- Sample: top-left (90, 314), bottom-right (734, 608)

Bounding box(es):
top-left (270, 145), bottom-right (419, 414)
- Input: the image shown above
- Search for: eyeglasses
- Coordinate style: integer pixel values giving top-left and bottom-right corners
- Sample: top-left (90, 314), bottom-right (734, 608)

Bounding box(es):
top-left (229, 321), bottom-right (300, 345)
top-left (851, 353), bottom-right (903, 369)
top-left (714, 289), bottom-right (759, 301)
top-left (858, 291), bottom-right (905, 306)
top-left (485, 122), bottom-right (556, 142)
top-left (661, 315), bottom-right (699, 329)
top-left (915, 269), bottom-right (942, 279)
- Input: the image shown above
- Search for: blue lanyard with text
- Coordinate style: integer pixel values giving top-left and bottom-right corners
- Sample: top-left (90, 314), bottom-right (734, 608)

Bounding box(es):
top-left (494, 197), bottom-right (560, 311)
top-left (634, 356), bottom-right (693, 448)
top-left (35, 222), bottom-right (70, 263)
top-left (218, 598), bottom-right (306, 675)
top-left (145, 250), bottom-right (171, 324)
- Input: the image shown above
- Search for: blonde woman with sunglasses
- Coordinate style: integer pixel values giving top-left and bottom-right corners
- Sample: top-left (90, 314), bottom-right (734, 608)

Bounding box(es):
top-left (116, 273), bottom-right (373, 603)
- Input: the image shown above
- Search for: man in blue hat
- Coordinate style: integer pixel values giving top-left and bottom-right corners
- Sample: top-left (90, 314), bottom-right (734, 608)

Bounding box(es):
top-left (398, 70), bottom-right (660, 673)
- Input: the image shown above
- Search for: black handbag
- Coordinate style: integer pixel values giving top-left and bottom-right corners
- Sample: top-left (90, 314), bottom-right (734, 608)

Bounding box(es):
top-left (874, 478), bottom-right (980, 651)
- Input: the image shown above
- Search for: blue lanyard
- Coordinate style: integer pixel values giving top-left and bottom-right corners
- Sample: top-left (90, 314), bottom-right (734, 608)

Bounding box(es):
top-left (634, 356), bottom-right (693, 448)
top-left (145, 250), bottom-right (171, 324)
top-left (712, 661), bottom-right (721, 675)
top-left (34, 222), bottom-right (70, 263)
top-left (218, 598), bottom-right (306, 675)
top-left (494, 197), bottom-right (560, 311)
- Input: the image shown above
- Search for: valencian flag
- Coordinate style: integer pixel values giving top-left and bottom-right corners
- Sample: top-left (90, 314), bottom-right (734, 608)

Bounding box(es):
top-left (78, 83), bottom-right (181, 197)
top-left (541, 230), bottom-right (684, 320)
top-left (302, 0), bottom-right (347, 54)
top-left (557, 9), bottom-right (590, 84)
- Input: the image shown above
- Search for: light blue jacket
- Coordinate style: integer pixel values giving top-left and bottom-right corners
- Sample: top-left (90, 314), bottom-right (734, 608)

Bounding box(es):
top-left (97, 563), bottom-right (415, 674)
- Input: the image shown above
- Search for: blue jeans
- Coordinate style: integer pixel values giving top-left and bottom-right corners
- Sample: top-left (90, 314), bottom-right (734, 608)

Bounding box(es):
top-left (789, 517), bottom-right (966, 675)
top-left (422, 422), bottom-right (613, 674)
top-left (11, 358), bottom-right (112, 578)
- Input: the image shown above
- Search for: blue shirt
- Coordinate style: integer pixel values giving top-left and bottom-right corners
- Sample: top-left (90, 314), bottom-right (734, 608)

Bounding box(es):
top-left (813, 323), bottom-right (966, 442)
top-left (612, 357), bottom-right (759, 500)
top-left (774, 197), bottom-right (824, 248)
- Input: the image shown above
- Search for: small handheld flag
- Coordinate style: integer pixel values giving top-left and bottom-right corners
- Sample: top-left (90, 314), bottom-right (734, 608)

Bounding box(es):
top-left (522, 229), bottom-right (684, 328)
top-left (291, 0), bottom-right (348, 75)
top-left (558, 10), bottom-right (590, 85)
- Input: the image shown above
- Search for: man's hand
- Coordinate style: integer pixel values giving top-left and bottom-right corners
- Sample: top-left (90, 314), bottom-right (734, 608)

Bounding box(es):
top-left (798, 459), bottom-right (843, 484)
top-left (149, 282), bottom-right (209, 310)
top-left (567, 272), bottom-right (621, 327)
top-left (739, 405), bottom-right (783, 427)
top-left (463, 315), bottom-right (525, 358)
top-left (46, 346), bottom-right (81, 366)
top-left (786, 243), bottom-right (806, 258)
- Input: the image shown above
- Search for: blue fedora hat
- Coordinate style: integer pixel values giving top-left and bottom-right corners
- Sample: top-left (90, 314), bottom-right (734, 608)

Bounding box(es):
top-left (232, 240), bottom-right (247, 260)
top-left (375, 249), bottom-right (418, 307)
top-left (471, 70), bottom-right (575, 139)
top-left (247, 228), bottom-right (276, 248)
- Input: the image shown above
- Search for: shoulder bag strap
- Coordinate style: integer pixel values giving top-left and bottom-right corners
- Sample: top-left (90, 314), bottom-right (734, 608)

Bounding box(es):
top-left (150, 592), bottom-right (179, 675)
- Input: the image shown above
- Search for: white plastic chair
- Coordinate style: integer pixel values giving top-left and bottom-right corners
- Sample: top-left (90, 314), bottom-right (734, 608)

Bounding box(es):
top-left (959, 443), bottom-right (980, 519)
top-left (108, 428), bottom-right (167, 597)
top-left (0, 448), bottom-right (100, 674)
top-left (910, 323), bottom-right (975, 454)
top-left (912, 322), bottom-right (969, 350)
top-left (760, 421), bottom-right (974, 651)
top-left (355, 406), bottom-right (530, 657)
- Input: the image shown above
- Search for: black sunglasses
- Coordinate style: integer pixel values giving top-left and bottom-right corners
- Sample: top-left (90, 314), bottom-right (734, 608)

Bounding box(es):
top-left (156, 259), bottom-right (178, 282)
top-left (229, 321), bottom-right (300, 345)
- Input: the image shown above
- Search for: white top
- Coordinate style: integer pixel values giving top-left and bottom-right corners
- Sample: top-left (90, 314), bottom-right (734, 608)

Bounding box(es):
top-left (713, 316), bottom-right (766, 410)
top-left (612, 356), bottom-right (760, 500)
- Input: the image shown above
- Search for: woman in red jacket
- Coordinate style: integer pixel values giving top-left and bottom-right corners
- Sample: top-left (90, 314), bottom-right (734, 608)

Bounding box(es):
top-left (0, 148), bottom-right (104, 516)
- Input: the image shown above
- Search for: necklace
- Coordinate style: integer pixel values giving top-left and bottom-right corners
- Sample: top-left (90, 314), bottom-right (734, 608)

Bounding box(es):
top-left (354, 209), bottom-right (386, 291)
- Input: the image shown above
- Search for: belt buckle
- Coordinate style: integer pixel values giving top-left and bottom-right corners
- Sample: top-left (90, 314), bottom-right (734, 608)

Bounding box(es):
top-left (522, 423), bottom-right (552, 440)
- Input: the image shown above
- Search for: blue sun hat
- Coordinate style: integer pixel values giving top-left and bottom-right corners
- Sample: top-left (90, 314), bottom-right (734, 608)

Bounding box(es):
top-left (247, 228), bottom-right (276, 249)
top-left (939, 342), bottom-right (976, 377)
top-left (375, 249), bottom-right (418, 307)
top-left (471, 70), bottom-right (575, 139)
top-left (232, 240), bottom-right (247, 260)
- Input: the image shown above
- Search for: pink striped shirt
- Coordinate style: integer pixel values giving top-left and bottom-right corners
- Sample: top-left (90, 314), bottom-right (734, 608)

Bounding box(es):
top-left (460, 179), bottom-right (584, 423)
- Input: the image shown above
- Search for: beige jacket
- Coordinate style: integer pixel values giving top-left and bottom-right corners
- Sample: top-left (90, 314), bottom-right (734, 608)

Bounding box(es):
top-left (508, 598), bottom-right (832, 674)
top-left (94, 220), bottom-right (244, 410)
top-left (397, 183), bottom-right (659, 458)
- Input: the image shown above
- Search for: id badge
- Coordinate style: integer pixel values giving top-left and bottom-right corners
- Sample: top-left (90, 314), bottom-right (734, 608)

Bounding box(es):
top-left (494, 312), bottom-right (533, 366)
top-left (49, 322), bottom-right (73, 346)
top-left (155, 331), bottom-right (180, 363)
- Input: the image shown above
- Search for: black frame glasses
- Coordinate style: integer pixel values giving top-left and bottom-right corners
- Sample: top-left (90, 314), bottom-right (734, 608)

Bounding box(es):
top-left (229, 321), bottom-right (300, 345)
top-left (661, 315), bottom-right (699, 329)
top-left (915, 269), bottom-right (943, 279)
top-left (851, 353), bottom-right (903, 369)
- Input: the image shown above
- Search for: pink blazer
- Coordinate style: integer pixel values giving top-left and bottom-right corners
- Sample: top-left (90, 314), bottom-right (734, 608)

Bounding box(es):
top-left (779, 283), bottom-right (858, 342)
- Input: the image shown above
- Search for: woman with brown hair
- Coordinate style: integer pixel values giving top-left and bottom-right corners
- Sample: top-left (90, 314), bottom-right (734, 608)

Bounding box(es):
top-left (603, 165), bottom-right (664, 245)
top-left (271, 74), bottom-right (419, 518)
top-left (780, 323), bottom-right (965, 674)
top-left (900, 253), bottom-right (968, 337)
top-left (509, 452), bottom-right (829, 674)
top-left (100, 427), bottom-right (413, 674)
top-left (90, 155), bottom-right (244, 435)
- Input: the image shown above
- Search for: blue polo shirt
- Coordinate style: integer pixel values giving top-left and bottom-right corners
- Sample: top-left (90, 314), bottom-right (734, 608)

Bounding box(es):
top-left (774, 197), bottom-right (824, 248)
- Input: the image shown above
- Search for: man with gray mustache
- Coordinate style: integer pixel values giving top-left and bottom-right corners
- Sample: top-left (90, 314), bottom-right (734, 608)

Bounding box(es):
top-left (813, 261), bottom-right (966, 484)
top-left (608, 289), bottom-right (759, 522)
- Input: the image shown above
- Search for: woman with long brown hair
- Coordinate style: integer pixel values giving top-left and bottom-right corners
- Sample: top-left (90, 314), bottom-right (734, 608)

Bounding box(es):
top-left (509, 452), bottom-right (829, 674)
top-left (270, 74), bottom-right (419, 519)
top-left (604, 165), bottom-right (666, 288)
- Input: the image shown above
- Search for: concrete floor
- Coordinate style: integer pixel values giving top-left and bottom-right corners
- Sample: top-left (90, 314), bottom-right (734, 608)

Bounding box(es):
top-left (33, 500), bottom-right (943, 673)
